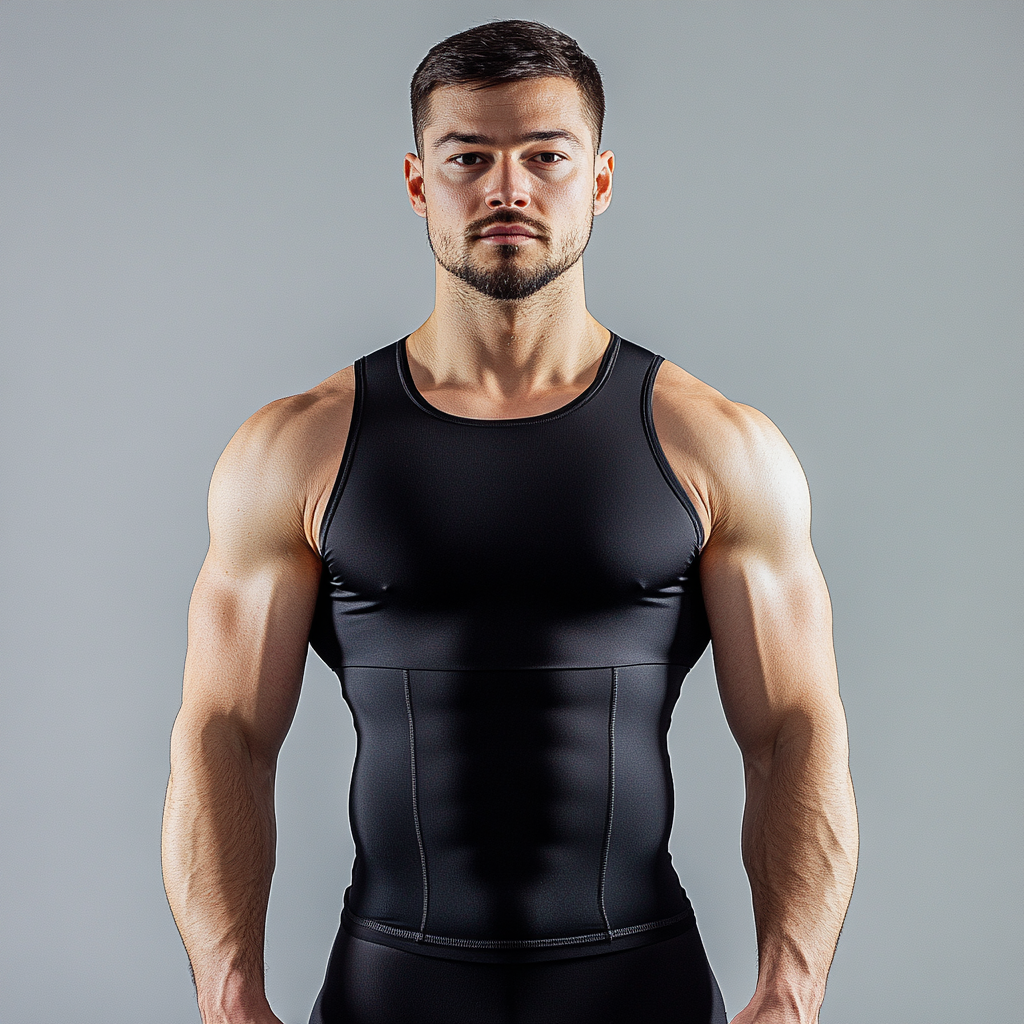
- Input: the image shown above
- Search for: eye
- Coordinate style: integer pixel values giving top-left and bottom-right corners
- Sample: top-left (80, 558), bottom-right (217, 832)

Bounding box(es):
top-left (451, 153), bottom-right (487, 166)
top-left (534, 152), bottom-right (566, 164)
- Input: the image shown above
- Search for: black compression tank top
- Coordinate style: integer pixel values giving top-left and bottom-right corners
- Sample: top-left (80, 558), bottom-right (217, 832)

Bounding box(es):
top-left (308, 334), bottom-right (711, 962)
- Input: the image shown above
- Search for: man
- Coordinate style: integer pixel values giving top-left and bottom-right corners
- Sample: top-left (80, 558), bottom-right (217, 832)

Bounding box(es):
top-left (162, 20), bottom-right (858, 1024)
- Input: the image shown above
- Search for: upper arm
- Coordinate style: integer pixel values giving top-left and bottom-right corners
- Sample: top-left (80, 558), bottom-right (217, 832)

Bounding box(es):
top-left (175, 403), bottom-right (326, 768)
top-left (700, 410), bottom-right (842, 767)
top-left (653, 367), bottom-right (844, 768)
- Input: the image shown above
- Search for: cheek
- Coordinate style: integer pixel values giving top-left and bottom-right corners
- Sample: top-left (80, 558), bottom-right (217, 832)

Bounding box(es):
top-left (538, 170), bottom-right (595, 209)
top-left (542, 190), bottom-right (595, 231)
top-left (425, 173), bottom-right (476, 213)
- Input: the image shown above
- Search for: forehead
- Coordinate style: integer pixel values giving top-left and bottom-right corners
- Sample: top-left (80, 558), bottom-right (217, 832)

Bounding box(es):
top-left (423, 77), bottom-right (593, 149)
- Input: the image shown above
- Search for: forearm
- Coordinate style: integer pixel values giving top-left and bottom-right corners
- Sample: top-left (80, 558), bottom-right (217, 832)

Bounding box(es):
top-left (740, 715), bottom-right (859, 1021)
top-left (162, 713), bottom-right (279, 1023)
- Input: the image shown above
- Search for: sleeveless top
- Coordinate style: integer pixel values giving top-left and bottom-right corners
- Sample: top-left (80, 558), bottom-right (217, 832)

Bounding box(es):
top-left (308, 334), bottom-right (711, 962)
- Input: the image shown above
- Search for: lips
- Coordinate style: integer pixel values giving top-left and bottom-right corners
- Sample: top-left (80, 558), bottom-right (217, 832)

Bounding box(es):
top-left (479, 226), bottom-right (537, 241)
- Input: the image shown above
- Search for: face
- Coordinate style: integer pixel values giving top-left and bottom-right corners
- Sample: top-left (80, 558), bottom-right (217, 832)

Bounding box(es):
top-left (405, 77), bottom-right (614, 302)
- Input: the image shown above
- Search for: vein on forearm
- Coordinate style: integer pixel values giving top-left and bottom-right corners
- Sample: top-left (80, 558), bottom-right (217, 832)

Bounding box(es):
top-left (740, 708), bottom-right (858, 978)
top-left (163, 711), bottom-right (277, 985)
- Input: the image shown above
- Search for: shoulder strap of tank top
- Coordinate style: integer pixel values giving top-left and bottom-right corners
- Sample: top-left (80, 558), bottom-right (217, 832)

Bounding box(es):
top-left (359, 339), bottom-right (408, 413)
top-left (591, 336), bottom-right (659, 407)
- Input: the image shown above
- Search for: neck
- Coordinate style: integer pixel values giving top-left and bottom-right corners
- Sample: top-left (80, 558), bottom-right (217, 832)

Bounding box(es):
top-left (406, 260), bottom-right (611, 415)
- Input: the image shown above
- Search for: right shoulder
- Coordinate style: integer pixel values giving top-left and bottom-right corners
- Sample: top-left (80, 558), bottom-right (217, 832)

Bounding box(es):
top-left (208, 365), bottom-right (357, 556)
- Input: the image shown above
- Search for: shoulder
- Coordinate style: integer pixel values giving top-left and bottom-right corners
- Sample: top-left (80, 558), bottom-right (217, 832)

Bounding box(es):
top-left (651, 360), bottom-right (809, 549)
top-left (209, 365), bottom-right (356, 554)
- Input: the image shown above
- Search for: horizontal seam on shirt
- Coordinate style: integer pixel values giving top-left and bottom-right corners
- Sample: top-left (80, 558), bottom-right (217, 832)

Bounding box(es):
top-left (343, 908), bottom-right (695, 950)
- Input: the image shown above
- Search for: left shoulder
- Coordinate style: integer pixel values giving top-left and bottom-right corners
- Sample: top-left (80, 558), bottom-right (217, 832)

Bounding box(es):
top-left (651, 359), bottom-right (810, 551)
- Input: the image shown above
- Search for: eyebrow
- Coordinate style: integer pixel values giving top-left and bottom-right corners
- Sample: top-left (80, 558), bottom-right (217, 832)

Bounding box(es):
top-left (432, 129), bottom-right (585, 150)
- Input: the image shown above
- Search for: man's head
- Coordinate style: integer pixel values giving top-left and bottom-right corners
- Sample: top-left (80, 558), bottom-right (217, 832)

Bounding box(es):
top-left (405, 21), bottom-right (613, 303)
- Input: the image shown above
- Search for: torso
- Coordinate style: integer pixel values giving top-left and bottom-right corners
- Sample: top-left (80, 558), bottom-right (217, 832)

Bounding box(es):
top-left (300, 334), bottom-right (723, 961)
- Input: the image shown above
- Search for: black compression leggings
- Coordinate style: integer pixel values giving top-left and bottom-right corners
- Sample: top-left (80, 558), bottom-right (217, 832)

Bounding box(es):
top-left (309, 924), bottom-right (728, 1024)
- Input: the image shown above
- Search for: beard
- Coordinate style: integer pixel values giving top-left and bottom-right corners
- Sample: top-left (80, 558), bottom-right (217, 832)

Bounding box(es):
top-left (427, 211), bottom-right (593, 302)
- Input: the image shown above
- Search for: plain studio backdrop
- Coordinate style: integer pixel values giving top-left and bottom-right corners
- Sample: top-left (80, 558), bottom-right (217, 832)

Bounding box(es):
top-left (1, 2), bottom-right (1020, 1021)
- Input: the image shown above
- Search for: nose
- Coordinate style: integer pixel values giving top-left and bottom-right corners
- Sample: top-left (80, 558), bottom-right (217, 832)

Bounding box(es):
top-left (485, 156), bottom-right (530, 209)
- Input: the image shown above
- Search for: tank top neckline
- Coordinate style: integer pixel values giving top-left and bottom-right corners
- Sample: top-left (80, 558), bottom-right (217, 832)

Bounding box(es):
top-left (394, 333), bottom-right (621, 427)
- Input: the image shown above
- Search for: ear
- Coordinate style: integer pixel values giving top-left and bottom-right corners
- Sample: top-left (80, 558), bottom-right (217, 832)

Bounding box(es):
top-left (405, 153), bottom-right (427, 218)
top-left (593, 150), bottom-right (614, 216)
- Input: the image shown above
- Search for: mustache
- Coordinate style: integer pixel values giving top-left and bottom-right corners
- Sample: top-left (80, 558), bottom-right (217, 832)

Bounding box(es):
top-left (466, 210), bottom-right (547, 238)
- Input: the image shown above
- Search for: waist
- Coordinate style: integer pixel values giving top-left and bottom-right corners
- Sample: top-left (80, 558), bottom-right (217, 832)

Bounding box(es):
top-left (340, 899), bottom-right (696, 963)
top-left (339, 663), bottom-right (692, 961)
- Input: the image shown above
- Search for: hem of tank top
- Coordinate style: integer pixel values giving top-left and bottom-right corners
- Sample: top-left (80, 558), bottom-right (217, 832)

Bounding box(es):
top-left (341, 906), bottom-right (696, 952)
top-left (394, 333), bottom-right (621, 427)
top-left (640, 354), bottom-right (706, 549)
top-left (328, 661), bottom-right (697, 673)
top-left (317, 356), bottom-right (367, 556)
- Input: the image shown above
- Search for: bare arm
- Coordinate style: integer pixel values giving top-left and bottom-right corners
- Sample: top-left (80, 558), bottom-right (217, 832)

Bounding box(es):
top-left (654, 369), bottom-right (858, 1023)
top-left (703, 411), bottom-right (858, 1023)
top-left (161, 384), bottom-right (348, 1024)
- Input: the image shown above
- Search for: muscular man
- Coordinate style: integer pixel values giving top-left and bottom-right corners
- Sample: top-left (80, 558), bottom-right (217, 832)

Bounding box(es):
top-left (162, 21), bottom-right (858, 1024)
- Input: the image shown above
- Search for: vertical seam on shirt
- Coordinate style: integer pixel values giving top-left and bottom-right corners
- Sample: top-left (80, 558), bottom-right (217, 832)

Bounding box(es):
top-left (598, 667), bottom-right (618, 938)
top-left (403, 669), bottom-right (429, 939)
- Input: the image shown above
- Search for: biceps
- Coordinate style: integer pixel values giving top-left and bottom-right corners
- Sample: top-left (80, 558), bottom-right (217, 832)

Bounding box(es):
top-left (182, 550), bottom-right (320, 760)
top-left (701, 542), bottom-right (839, 761)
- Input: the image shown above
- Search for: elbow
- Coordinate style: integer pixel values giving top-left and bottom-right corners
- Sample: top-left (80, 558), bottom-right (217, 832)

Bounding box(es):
top-left (741, 701), bottom-right (851, 788)
top-left (168, 707), bottom-right (276, 789)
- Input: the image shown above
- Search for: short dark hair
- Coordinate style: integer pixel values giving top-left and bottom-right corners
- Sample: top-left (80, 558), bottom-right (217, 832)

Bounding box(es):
top-left (411, 20), bottom-right (605, 156)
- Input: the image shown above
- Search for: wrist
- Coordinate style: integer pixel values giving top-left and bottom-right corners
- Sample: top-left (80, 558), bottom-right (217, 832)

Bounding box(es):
top-left (197, 969), bottom-right (275, 1024)
top-left (748, 970), bottom-right (825, 1024)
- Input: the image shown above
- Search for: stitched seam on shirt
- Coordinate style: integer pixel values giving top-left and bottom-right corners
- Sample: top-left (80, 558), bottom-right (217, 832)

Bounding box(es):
top-left (403, 670), bottom-right (429, 938)
top-left (395, 335), bottom-right (621, 427)
top-left (338, 662), bottom-right (690, 672)
top-left (639, 354), bottom-right (705, 549)
top-left (598, 667), bottom-right (618, 936)
top-left (317, 356), bottom-right (366, 556)
top-left (344, 908), bottom-right (694, 949)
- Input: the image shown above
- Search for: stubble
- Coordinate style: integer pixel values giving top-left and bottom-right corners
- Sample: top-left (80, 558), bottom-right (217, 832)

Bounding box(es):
top-left (426, 210), bottom-right (593, 302)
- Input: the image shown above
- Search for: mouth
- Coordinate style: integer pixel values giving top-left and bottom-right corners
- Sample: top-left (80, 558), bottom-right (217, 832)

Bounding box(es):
top-left (477, 226), bottom-right (539, 244)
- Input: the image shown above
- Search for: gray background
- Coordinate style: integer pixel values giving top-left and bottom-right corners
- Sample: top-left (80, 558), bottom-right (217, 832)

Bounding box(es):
top-left (1, 2), bottom-right (1020, 1021)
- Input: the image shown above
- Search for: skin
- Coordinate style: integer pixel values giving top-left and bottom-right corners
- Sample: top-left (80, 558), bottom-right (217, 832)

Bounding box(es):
top-left (162, 75), bottom-right (858, 1024)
